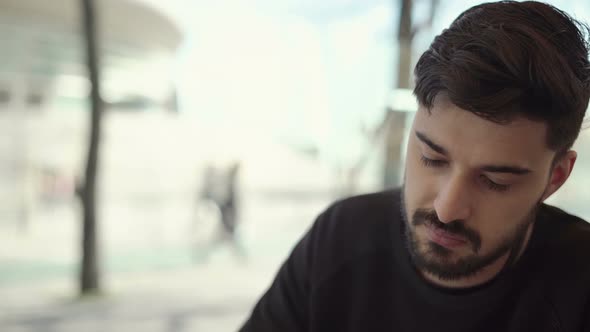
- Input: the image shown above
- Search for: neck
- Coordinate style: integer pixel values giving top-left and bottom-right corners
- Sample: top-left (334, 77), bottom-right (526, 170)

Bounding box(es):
top-left (420, 223), bottom-right (534, 289)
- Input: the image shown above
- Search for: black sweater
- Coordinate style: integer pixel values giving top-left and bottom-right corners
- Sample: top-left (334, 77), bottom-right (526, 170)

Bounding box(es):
top-left (240, 189), bottom-right (590, 332)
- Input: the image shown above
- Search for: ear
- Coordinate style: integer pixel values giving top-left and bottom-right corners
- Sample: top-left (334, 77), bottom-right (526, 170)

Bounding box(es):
top-left (541, 150), bottom-right (577, 201)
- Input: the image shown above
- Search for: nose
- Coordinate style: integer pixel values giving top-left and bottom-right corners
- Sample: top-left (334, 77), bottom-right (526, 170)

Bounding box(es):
top-left (434, 175), bottom-right (472, 223)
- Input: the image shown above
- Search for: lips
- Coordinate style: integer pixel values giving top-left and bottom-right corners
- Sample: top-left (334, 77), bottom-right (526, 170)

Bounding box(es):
top-left (425, 224), bottom-right (467, 249)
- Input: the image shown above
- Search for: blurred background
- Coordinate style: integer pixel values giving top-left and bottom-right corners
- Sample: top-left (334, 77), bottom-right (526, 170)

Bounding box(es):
top-left (0, 0), bottom-right (588, 331)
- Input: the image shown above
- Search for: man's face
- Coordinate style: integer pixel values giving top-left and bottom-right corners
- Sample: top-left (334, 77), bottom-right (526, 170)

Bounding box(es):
top-left (403, 96), bottom-right (556, 281)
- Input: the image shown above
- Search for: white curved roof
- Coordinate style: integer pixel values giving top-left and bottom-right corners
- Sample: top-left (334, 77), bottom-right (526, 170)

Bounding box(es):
top-left (0, 0), bottom-right (183, 52)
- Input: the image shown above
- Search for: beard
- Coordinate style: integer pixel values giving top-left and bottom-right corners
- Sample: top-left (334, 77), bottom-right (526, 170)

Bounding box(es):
top-left (401, 190), bottom-right (538, 281)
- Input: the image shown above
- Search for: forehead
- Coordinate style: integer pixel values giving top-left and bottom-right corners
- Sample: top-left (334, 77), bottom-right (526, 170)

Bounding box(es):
top-left (413, 97), bottom-right (554, 168)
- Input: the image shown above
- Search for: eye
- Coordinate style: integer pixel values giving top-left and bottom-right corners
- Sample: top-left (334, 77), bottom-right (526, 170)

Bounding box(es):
top-left (420, 156), bottom-right (447, 168)
top-left (480, 175), bottom-right (510, 192)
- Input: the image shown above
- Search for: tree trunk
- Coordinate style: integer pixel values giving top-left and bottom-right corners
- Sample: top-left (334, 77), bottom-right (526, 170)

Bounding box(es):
top-left (79, 0), bottom-right (102, 294)
top-left (396, 0), bottom-right (413, 91)
top-left (383, 0), bottom-right (413, 188)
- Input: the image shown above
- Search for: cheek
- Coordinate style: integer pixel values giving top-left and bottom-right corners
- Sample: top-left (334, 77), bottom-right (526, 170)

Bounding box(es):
top-left (474, 198), bottom-right (535, 247)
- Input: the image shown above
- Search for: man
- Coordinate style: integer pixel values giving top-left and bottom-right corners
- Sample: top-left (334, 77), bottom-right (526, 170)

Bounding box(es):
top-left (194, 162), bottom-right (245, 261)
top-left (240, 1), bottom-right (590, 331)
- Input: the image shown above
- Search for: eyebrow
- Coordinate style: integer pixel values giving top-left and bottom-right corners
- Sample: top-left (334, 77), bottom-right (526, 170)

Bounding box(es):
top-left (415, 131), bottom-right (532, 175)
top-left (415, 131), bottom-right (448, 155)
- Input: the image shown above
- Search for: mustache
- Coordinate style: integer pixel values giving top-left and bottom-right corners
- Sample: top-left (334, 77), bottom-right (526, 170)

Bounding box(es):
top-left (412, 208), bottom-right (482, 253)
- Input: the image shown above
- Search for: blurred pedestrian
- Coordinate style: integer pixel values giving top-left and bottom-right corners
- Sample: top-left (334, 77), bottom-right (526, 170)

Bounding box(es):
top-left (194, 161), bottom-right (245, 262)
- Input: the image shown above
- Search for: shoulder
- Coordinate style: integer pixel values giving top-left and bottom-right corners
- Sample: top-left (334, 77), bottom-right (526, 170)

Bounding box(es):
top-left (315, 189), bottom-right (401, 246)
top-left (534, 204), bottom-right (590, 291)
top-left (532, 205), bottom-right (590, 331)
top-left (307, 189), bottom-right (402, 281)
top-left (538, 204), bottom-right (590, 269)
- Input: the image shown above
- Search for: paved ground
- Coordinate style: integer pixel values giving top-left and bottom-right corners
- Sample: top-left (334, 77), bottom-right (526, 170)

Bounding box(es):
top-left (0, 259), bottom-right (277, 332)
top-left (0, 191), bottom-right (333, 332)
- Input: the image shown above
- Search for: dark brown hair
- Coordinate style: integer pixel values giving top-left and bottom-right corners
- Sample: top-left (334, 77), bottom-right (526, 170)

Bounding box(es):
top-left (414, 1), bottom-right (590, 152)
